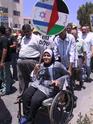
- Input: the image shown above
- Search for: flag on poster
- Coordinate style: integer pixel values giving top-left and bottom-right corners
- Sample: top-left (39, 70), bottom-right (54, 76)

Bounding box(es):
top-left (32, 0), bottom-right (69, 35)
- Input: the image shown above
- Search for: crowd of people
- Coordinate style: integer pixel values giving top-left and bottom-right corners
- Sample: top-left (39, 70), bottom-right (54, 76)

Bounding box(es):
top-left (0, 23), bottom-right (93, 124)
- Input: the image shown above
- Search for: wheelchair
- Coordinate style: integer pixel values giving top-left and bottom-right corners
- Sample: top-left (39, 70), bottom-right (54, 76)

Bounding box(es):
top-left (15, 75), bottom-right (74, 124)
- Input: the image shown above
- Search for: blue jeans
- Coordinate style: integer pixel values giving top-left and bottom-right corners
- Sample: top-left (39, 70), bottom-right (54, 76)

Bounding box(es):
top-left (86, 57), bottom-right (91, 78)
top-left (0, 61), bottom-right (14, 93)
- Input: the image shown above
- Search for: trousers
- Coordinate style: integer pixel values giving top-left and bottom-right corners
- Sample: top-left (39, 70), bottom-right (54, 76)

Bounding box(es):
top-left (17, 59), bottom-right (38, 94)
top-left (22, 86), bottom-right (47, 121)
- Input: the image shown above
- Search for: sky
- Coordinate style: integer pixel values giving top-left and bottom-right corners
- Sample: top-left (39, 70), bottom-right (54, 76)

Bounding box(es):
top-left (23, 0), bottom-right (93, 24)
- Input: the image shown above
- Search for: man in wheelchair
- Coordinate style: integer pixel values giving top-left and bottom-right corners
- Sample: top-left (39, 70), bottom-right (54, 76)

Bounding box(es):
top-left (20, 49), bottom-right (70, 124)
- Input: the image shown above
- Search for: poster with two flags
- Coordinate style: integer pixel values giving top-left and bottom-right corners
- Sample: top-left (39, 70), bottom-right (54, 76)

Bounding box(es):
top-left (32, 0), bottom-right (69, 36)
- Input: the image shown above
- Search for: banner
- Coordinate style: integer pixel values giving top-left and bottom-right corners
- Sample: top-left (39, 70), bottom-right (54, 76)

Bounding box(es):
top-left (32, 0), bottom-right (69, 36)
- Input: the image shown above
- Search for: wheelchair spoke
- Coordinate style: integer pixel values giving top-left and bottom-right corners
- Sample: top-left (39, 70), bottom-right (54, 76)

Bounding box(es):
top-left (49, 90), bottom-right (73, 124)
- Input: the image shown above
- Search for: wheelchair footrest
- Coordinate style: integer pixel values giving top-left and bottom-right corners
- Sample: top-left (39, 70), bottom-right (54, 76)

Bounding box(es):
top-left (42, 98), bottom-right (53, 107)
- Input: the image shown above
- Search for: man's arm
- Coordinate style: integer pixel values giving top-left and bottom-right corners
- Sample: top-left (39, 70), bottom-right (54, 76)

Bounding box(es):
top-left (0, 37), bottom-right (8, 68)
top-left (90, 36), bottom-right (93, 57)
top-left (10, 41), bottom-right (16, 48)
top-left (53, 37), bottom-right (60, 61)
top-left (0, 48), bottom-right (7, 68)
top-left (69, 35), bottom-right (76, 75)
top-left (10, 36), bottom-right (17, 48)
top-left (91, 45), bottom-right (93, 57)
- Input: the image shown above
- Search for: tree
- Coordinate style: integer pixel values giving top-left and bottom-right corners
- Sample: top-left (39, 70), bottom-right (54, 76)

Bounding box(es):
top-left (77, 2), bottom-right (93, 27)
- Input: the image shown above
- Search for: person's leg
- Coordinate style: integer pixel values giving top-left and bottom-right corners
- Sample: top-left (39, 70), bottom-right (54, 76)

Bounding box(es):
top-left (17, 59), bottom-right (38, 94)
top-left (78, 57), bottom-right (84, 87)
top-left (17, 59), bottom-right (25, 93)
top-left (17, 59), bottom-right (31, 93)
top-left (86, 57), bottom-right (91, 81)
top-left (69, 74), bottom-right (77, 104)
top-left (11, 53), bottom-right (18, 80)
top-left (22, 86), bottom-right (37, 117)
top-left (70, 68), bottom-right (76, 90)
top-left (86, 66), bottom-right (91, 79)
top-left (28, 90), bottom-right (47, 121)
top-left (90, 56), bottom-right (93, 72)
top-left (0, 80), bottom-right (2, 89)
top-left (22, 60), bottom-right (35, 90)
top-left (3, 62), bottom-right (14, 94)
top-left (0, 68), bottom-right (4, 90)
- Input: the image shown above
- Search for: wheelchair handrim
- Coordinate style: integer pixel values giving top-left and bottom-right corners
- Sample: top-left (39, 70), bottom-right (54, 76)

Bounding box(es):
top-left (49, 90), bottom-right (73, 124)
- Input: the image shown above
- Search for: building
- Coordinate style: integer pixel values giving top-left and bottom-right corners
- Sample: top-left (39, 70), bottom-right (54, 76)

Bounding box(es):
top-left (23, 16), bottom-right (31, 25)
top-left (0, 0), bottom-right (23, 29)
top-left (23, 16), bottom-right (34, 28)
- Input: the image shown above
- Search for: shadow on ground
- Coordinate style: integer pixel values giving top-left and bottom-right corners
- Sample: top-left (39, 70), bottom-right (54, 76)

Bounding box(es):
top-left (6, 86), bottom-right (17, 96)
top-left (11, 86), bottom-right (17, 94)
top-left (0, 98), bottom-right (12, 124)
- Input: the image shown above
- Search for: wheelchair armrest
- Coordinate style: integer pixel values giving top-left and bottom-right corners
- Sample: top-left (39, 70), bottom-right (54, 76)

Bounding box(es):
top-left (42, 98), bottom-right (53, 107)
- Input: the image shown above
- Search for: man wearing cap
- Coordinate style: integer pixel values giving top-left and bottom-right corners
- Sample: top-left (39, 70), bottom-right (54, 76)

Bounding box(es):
top-left (17, 24), bottom-right (45, 94)
top-left (53, 29), bottom-right (76, 75)
top-left (53, 29), bottom-right (76, 100)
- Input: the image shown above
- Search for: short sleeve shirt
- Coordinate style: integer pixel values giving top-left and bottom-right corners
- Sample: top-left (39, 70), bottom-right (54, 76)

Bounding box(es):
top-left (0, 36), bottom-right (11, 61)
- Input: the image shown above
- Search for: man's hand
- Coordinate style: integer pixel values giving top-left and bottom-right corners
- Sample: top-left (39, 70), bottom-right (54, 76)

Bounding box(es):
top-left (33, 64), bottom-right (40, 75)
top-left (52, 80), bottom-right (60, 86)
top-left (68, 63), bottom-right (73, 76)
top-left (67, 69), bottom-right (72, 76)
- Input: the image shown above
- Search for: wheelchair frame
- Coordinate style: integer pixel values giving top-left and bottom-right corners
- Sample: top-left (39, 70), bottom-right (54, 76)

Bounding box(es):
top-left (15, 75), bottom-right (74, 124)
top-left (49, 89), bottom-right (73, 124)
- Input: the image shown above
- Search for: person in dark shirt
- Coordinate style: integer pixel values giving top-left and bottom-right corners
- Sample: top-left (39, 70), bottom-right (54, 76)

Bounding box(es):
top-left (6, 27), bottom-right (18, 81)
top-left (0, 26), bottom-right (14, 96)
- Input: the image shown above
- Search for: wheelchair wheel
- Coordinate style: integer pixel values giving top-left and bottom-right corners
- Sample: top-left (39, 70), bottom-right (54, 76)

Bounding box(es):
top-left (49, 90), bottom-right (73, 124)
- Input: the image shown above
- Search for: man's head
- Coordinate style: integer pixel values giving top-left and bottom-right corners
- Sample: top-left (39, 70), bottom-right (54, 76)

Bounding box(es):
top-left (22, 24), bottom-right (32, 38)
top-left (5, 27), bottom-right (12, 36)
top-left (71, 29), bottom-right (78, 39)
top-left (66, 23), bottom-right (72, 34)
top-left (81, 26), bottom-right (87, 35)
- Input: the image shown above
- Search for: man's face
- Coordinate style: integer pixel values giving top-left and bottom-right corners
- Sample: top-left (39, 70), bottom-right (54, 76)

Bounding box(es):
top-left (82, 26), bottom-right (87, 34)
top-left (6, 29), bottom-right (11, 36)
top-left (23, 29), bottom-right (31, 38)
top-left (71, 29), bottom-right (78, 39)
top-left (66, 25), bottom-right (72, 33)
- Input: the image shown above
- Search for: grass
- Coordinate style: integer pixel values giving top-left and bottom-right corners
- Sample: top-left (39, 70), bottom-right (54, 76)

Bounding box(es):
top-left (77, 112), bottom-right (92, 124)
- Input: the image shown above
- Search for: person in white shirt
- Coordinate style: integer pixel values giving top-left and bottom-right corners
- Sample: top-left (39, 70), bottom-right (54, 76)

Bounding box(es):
top-left (53, 29), bottom-right (76, 101)
top-left (17, 24), bottom-right (45, 94)
top-left (86, 25), bottom-right (93, 72)
top-left (71, 28), bottom-right (85, 88)
top-left (53, 29), bottom-right (76, 75)
top-left (81, 26), bottom-right (93, 81)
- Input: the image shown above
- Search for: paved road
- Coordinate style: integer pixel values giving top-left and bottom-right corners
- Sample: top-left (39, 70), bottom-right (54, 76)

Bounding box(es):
top-left (0, 81), bottom-right (19, 124)
top-left (69, 73), bottom-right (93, 124)
top-left (0, 73), bottom-right (93, 124)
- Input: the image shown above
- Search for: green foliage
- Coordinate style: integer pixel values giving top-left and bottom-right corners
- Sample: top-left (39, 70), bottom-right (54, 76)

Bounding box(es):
top-left (77, 2), bottom-right (93, 26)
top-left (77, 112), bottom-right (91, 124)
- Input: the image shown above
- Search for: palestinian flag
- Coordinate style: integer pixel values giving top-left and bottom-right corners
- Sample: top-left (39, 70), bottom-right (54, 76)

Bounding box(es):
top-left (32, 0), bottom-right (69, 36)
